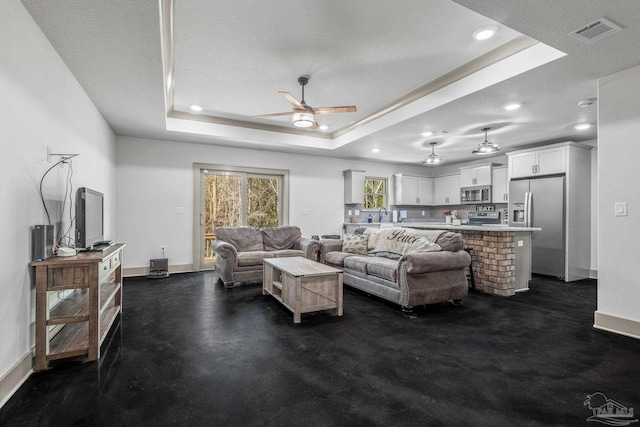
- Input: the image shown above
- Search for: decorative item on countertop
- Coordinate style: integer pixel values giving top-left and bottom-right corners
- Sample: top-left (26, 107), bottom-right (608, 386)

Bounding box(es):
top-left (451, 210), bottom-right (462, 226)
top-left (444, 210), bottom-right (452, 223)
top-left (367, 213), bottom-right (373, 223)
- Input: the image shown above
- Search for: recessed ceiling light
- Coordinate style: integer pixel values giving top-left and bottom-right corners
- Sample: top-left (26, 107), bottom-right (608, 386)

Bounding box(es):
top-left (473, 26), bottom-right (498, 41)
top-left (574, 123), bottom-right (592, 130)
top-left (319, 125), bottom-right (329, 131)
top-left (503, 102), bottom-right (521, 111)
top-left (421, 131), bottom-right (434, 137)
top-left (371, 148), bottom-right (381, 153)
top-left (189, 104), bottom-right (203, 112)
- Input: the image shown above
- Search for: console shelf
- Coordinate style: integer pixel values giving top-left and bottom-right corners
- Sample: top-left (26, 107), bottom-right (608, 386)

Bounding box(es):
top-left (31, 244), bottom-right (125, 370)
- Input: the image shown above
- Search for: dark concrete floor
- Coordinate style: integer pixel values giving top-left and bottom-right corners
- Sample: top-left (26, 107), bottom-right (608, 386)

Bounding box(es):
top-left (1, 272), bottom-right (639, 426)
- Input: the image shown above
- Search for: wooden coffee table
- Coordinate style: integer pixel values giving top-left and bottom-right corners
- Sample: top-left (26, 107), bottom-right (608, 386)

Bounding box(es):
top-left (263, 257), bottom-right (343, 324)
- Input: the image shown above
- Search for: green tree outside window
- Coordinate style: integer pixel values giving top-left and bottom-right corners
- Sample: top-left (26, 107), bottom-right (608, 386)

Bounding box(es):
top-left (364, 177), bottom-right (387, 209)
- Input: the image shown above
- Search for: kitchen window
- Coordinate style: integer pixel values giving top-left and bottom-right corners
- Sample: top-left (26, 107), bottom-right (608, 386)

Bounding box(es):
top-left (364, 177), bottom-right (388, 209)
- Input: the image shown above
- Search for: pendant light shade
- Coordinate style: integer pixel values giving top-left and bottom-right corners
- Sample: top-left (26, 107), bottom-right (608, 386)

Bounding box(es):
top-left (472, 127), bottom-right (500, 155)
top-left (423, 142), bottom-right (444, 165)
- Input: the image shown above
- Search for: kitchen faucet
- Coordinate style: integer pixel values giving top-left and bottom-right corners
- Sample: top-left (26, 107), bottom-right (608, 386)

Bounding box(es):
top-left (378, 207), bottom-right (388, 223)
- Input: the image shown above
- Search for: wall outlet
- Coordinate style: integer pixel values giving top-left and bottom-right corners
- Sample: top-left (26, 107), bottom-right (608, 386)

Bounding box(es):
top-left (354, 210), bottom-right (360, 215)
top-left (422, 211), bottom-right (425, 216)
top-left (160, 245), bottom-right (167, 252)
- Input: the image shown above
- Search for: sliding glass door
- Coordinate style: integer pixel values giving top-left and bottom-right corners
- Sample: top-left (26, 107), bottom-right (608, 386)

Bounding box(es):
top-left (194, 164), bottom-right (288, 270)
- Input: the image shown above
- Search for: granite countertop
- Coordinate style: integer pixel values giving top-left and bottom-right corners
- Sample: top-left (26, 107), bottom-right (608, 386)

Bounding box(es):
top-left (344, 222), bottom-right (540, 232)
top-left (401, 223), bottom-right (541, 232)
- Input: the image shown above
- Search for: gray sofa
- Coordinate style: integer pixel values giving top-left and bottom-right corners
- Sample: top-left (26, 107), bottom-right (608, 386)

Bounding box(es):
top-left (211, 226), bottom-right (320, 287)
top-left (320, 227), bottom-right (470, 311)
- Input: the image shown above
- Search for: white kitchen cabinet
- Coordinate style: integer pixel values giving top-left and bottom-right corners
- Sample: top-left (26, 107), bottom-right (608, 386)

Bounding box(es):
top-left (393, 174), bottom-right (433, 205)
top-left (434, 174), bottom-right (460, 205)
top-left (508, 146), bottom-right (566, 178)
top-left (460, 165), bottom-right (492, 187)
top-left (343, 169), bottom-right (365, 204)
top-left (492, 167), bottom-right (509, 203)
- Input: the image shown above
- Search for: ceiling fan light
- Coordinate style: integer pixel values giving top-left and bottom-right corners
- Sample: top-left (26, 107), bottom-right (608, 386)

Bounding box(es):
top-left (292, 112), bottom-right (315, 128)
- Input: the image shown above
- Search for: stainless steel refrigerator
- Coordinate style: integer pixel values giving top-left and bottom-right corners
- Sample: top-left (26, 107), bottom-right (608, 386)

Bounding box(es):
top-left (509, 176), bottom-right (565, 278)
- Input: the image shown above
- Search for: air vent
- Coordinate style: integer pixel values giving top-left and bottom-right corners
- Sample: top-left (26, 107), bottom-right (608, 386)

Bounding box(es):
top-left (569, 18), bottom-right (622, 44)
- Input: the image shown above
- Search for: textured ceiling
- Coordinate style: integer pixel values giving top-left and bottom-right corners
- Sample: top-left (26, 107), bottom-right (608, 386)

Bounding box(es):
top-left (20, 0), bottom-right (640, 165)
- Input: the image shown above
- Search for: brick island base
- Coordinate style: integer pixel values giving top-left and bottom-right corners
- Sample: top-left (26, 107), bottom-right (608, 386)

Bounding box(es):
top-left (458, 230), bottom-right (532, 296)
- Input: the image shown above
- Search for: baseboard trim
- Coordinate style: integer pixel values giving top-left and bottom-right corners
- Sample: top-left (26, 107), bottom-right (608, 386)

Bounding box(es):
top-left (123, 264), bottom-right (194, 278)
top-left (0, 350), bottom-right (33, 410)
top-left (594, 311), bottom-right (640, 340)
top-left (589, 269), bottom-right (598, 279)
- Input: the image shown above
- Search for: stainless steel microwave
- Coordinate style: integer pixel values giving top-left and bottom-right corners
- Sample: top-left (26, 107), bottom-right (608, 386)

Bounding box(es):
top-left (460, 185), bottom-right (492, 204)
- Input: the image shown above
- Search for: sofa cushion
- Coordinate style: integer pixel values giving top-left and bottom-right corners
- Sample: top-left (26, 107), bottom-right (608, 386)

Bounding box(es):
top-left (344, 255), bottom-right (372, 274)
top-left (215, 227), bottom-right (264, 252)
top-left (364, 257), bottom-right (399, 282)
top-left (237, 251), bottom-right (274, 267)
top-left (324, 251), bottom-right (355, 267)
top-left (262, 226), bottom-right (301, 251)
top-left (343, 255), bottom-right (371, 274)
top-left (272, 249), bottom-right (306, 258)
top-left (342, 233), bottom-right (368, 254)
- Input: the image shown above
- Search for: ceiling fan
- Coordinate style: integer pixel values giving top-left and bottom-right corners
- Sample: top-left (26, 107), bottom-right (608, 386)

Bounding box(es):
top-left (254, 76), bottom-right (357, 129)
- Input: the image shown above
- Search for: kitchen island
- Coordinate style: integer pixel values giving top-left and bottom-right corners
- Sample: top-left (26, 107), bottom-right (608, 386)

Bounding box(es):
top-left (402, 223), bottom-right (540, 296)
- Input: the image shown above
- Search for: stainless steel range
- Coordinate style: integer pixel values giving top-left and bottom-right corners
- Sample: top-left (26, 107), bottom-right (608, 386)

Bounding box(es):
top-left (468, 210), bottom-right (507, 226)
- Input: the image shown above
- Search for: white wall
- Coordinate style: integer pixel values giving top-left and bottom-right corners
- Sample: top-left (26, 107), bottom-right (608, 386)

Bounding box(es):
top-left (595, 63), bottom-right (640, 338)
top-left (0, 0), bottom-right (116, 401)
top-left (116, 136), bottom-right (430, 270)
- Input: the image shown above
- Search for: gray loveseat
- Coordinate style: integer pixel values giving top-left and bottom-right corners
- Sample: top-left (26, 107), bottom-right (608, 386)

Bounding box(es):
top-left (320, 227), bottom-right (470, 311)
top-left (211, 226), bottom-right (320, 287)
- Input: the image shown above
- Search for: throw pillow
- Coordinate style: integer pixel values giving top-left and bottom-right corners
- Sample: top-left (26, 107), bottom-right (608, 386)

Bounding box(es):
top-left (363, 227), bottom-right (381, 252)
top-left (407, 237), bottom-right (441, 254)
top-left (342, 233), bottom-right (368, 255)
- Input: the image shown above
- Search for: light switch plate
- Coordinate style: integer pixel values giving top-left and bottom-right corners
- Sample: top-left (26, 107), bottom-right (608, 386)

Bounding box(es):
top-left (615, 202), bottom-right (628, 217)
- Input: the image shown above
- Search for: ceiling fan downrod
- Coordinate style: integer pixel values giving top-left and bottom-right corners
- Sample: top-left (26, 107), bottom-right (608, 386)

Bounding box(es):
top-left (298, 75), bottom-right (309, 105)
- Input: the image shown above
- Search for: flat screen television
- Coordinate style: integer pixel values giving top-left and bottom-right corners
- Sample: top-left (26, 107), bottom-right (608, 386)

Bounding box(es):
top-left (75, 187), bottom-right (104, 249)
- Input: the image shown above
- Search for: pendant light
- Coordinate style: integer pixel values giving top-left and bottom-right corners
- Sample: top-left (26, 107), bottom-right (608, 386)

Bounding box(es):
top-left (422, 142), bottom-right (444, 165)
top-left (472, 127), bottom-right (501, 155)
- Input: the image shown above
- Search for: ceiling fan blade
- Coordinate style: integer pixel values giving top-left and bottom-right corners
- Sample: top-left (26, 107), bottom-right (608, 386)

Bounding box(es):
top-left (253, 111), bottom-right (294, 118)
top-left (312, 105), bottom-right (357, 115)
top-left (279, 91), bottom-right (304, 109)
